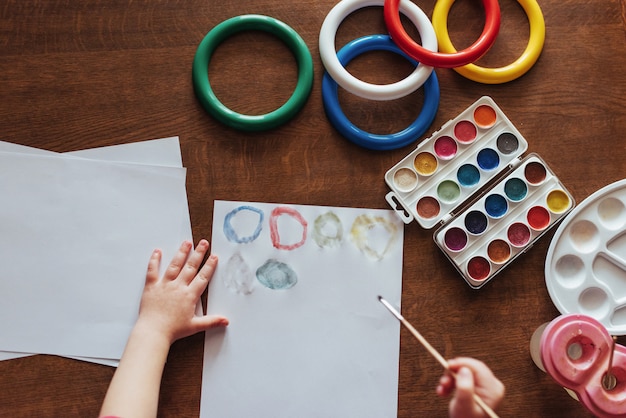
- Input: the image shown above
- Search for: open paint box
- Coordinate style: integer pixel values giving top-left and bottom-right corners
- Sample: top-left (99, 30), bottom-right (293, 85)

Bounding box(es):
top-left (545, 179), bottom-right (626, 335)
top-left (385, 96), bottom-right (575, 288)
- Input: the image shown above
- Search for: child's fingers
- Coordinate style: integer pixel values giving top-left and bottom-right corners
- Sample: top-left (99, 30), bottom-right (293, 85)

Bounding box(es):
top-left (164, 240), bottom-right (193, 280)
top-left (448, 357), bottom-right (497, 386)
top-left (190, 314), bottom-right (229, 334)
top-left (180, 239), bottom-right (210, 284)
top-left (450, 367), bottom-right (476, 414)
top-left (189, 254), bottom-right (218, 295)
top-left (436, 373), bottom-right (455, 397)
top-left (145, 249), bottom-right (162, 285)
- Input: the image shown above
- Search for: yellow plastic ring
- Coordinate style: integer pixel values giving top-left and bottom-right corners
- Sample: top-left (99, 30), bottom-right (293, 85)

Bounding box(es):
top-left (433, 0), bottom-right (545, 84)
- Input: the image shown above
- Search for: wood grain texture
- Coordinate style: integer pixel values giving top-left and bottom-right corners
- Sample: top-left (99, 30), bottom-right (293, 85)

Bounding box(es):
top-left (1, 0), bottom-right (625, 416)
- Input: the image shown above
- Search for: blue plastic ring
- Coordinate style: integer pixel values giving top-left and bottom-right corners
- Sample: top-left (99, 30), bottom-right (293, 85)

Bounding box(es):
top-left (322, 34), bottom-right (440, 150)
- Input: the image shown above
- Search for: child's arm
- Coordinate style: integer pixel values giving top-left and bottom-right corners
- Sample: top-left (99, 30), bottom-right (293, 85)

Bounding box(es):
top-left (99, 239), bottom-right (228, 418)
top-left (436, 357), bottom-right (505, 418)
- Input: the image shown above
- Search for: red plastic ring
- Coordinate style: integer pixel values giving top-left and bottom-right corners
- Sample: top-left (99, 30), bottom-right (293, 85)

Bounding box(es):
top-left (383, 0), bottom-right (501, 68)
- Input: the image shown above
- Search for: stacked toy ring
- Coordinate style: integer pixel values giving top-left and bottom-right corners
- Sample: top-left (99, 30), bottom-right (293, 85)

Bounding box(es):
top-left (319, 0), bottom-right (439, 150)
top-left (322, 35), bottom-right (439, 150)
top-left (192, 14), bottom-right (314, 131)
top-left (433, 0), bottom-right (546, 83)
top-left (384, 0), bottom-right (501, 68)
top-left (319, 0), bottom-right (437, 101)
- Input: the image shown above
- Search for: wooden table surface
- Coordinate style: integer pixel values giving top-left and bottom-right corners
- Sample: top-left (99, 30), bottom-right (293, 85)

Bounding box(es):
top-left (1, 0), bottom-right (625, 416)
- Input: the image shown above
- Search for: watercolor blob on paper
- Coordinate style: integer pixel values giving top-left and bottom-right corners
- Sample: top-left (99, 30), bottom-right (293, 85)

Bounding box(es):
top-left (256, 259), bottom-right (298, 290)
top-left (222, 252), bottom-right (256, 294)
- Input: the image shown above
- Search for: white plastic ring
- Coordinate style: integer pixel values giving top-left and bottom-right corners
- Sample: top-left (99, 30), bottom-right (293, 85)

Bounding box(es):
top-left (319, 0), bottom-right (437, 101)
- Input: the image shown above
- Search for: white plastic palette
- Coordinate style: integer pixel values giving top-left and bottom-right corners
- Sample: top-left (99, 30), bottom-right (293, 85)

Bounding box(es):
top-left (385, 96), bottom-right (529, 229)
top-left (434, 153), bottom-right (575, 288)
top-left (545, 179), bottom-right (626, 335)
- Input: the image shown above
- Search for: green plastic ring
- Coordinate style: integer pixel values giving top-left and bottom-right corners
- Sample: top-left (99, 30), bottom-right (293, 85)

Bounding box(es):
top-left (192, 15), bottom-right (314, 132)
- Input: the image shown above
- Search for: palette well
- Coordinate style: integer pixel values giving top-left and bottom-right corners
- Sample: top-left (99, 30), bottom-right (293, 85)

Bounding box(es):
top-left (385, 96), bottom-right (575, 288)
top-left (545, 179), bottom-right (626, 335)
top-left (385, 96), bottom-right (529, 229)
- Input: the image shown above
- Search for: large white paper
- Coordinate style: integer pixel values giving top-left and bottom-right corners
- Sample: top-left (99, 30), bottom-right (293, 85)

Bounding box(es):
top-left (0, 150), bottom-right (190, 359)
top-left (0, 137), bottom-right (189, 364)
top-left (201, 200), bottom-right (404, 418)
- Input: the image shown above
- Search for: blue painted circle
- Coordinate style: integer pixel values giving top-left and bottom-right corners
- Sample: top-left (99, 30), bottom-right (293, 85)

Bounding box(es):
top-left (322, 34), bottom-right (440, 151)
top-left (223, 206), bottom-right (264, 243)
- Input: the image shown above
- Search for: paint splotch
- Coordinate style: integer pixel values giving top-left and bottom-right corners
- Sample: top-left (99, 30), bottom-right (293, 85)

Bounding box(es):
top-left (222, 252), bottom-right (255, 295)
top-left (312, 211), bottom-right (343, 249)
top-left (269, 206), bottom-right (307, 250)
top-left (350, 215), bottom-right (398, 261)
top-left (223, 205), bottom-right (264, 244)
top-left (256, 259), bottom-right (297, 290)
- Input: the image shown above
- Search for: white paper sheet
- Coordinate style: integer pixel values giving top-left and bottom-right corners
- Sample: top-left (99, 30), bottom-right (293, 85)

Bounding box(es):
top-left (0, 137), bottom-right (189, 364)
top-left (68, 136), bottom-right (183, 167)
top-left (0, 136), bottom-right (182, 167)
top-left (0, 147), bottom-right (191, 360)
top-left (201, 200), bottom-right (403, 418)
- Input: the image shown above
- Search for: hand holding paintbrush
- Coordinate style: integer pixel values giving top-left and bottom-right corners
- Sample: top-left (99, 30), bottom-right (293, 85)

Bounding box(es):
top-left (436, 357), bottom-right (505, 418)
top-left (379, 296), bottom-right (504, 418)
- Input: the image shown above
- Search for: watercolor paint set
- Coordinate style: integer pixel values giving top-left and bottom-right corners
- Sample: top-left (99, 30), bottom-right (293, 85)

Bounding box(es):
top-left (545, 179), bottom-right (626, 335)
top-left (385, 96), bottom-right (575, 288)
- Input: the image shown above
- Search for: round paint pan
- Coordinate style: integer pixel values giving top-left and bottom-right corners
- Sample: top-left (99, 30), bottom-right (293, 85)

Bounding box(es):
top-left (467, 256), bottom-right (491, 282)
top-left (453, 120), bottom-right (477, 144)
top-left (524, 160), bottom-right (547, 185)
top-left (487, 239), bottom-right (511, 264)
top-left (433, 136), bottom-right (458, 160)
top-left (473, 104), bottom-right (497, 129)
top-left (414, 151), bottom-right (438, 176)
top-left (392, 167), bottom-right (418, 193)
top-left (545, 179), bottom-right (626, 335)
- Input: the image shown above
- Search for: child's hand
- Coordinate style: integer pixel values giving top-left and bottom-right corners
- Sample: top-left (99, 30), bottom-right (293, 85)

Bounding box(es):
top-left (100, 239), bottom-right (228, 418)
top-left (436, 357), bottom-right (505, 418)
top-left (136, 239), bottom-right (229, 345)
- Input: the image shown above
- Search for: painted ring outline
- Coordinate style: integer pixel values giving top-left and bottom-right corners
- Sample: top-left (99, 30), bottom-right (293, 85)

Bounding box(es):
top-left (350, 214), bottom-right (398, 260)
top-left (223, 206), bottom-right (264, 244)
top-left (319, 0), bottom-right (437, 101)
top-left (433, 0), bottom-right (545, 83)
top-left (313, 212), bottom-right (344, 248)
top-left (192, 14), bottom-right (314, 131)
top-left (269, 206), bottom-right (308, 250)
top-left (383, 0), bottom-right (500, 68)
top-left (322, 34), bottom-right (439, 151)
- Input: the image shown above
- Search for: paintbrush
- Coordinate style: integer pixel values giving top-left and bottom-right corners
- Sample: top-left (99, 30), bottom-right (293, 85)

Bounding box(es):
top-left (602, 336), bottom-right (618, 390)
top-left (378, 296), bottom-right (499, 418)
